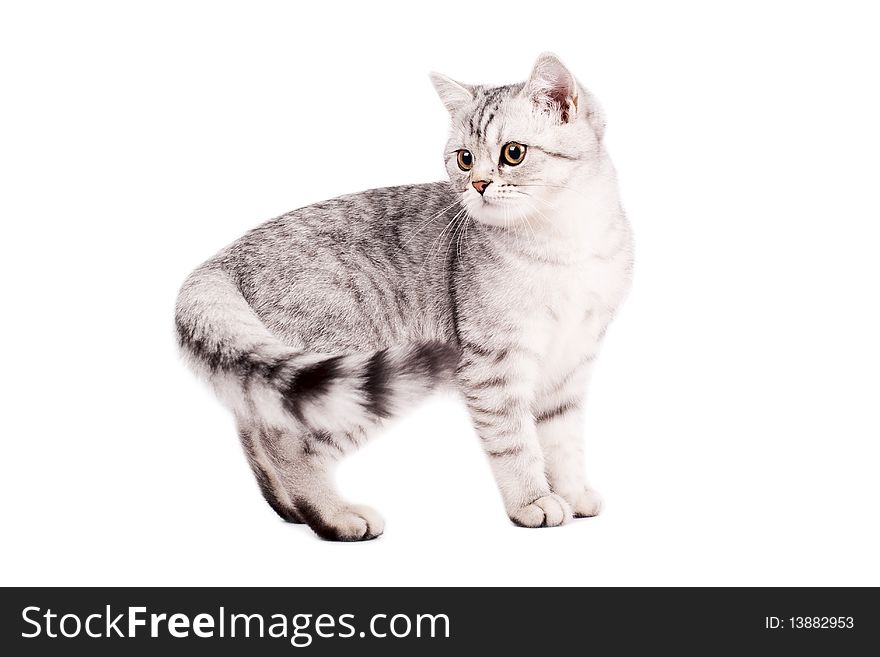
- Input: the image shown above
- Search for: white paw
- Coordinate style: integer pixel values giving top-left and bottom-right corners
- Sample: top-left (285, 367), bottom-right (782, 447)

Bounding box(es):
top-left (571, 488), bottom-right (603, 518)
top-left (347, 504), bottom-right (385, 537)
top-left (509, 494), bottom-right (572, 528)
top-left (318, 504), bottom-right (385, 541)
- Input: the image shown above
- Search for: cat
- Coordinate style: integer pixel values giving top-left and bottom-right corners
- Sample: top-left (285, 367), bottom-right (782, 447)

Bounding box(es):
top-left (175, 53), bottom-right (633, 541)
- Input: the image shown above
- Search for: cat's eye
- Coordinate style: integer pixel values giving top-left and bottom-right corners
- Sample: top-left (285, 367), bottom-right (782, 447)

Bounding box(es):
top-left (500, 142), bottom-right (527, 166)
top-left (456, 149), bottom-right (474, 171)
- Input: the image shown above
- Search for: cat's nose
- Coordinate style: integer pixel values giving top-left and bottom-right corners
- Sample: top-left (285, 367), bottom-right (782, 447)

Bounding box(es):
top-left (472, 180), bottom-right (491, 195)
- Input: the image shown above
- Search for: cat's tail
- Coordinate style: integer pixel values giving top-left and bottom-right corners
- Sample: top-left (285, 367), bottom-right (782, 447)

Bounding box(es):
top-left (175, 265), bottom-right (460, 432)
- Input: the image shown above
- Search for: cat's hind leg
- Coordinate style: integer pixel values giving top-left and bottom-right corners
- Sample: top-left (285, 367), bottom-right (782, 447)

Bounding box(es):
top-left (260, 425), bottom-right (385, 542)
top-left (237, 421), bottom-right (303, 523)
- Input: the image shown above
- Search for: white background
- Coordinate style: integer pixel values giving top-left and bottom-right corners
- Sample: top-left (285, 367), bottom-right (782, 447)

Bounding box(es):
top-left (2, 1), bottom-right (878, 587)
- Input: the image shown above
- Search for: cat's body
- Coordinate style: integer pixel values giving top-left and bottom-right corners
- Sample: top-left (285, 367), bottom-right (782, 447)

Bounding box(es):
top-left (176, 54), bottom-right (633, 540)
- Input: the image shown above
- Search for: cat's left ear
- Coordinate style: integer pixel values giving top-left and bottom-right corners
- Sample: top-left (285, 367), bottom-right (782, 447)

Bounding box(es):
top-left (525, 52), bottom-right (580, 125)
top-left (429, 72), bottom-right (474, 114)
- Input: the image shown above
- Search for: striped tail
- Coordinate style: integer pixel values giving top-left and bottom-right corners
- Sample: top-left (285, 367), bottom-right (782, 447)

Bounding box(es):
top-left (175, 265), bottom-right (459, 432)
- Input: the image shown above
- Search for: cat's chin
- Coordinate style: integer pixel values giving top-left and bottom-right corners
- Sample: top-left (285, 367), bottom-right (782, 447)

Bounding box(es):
top-left (466, 200), bottom-right (540, 228)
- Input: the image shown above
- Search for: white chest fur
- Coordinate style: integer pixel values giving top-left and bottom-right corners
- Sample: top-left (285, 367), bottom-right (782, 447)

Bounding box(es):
top-left (527, 213), bottom-right (633, 384)
top-left (467, 166), bottom-right (632, 389)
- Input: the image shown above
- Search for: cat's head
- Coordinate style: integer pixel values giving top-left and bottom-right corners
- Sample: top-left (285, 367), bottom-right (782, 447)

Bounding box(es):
top-left (431, 53), bottom-right (605, 227)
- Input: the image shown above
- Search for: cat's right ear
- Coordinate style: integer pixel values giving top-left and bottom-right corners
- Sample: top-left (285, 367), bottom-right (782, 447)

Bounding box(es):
top-left (429, 73), bottom-right (474, 114)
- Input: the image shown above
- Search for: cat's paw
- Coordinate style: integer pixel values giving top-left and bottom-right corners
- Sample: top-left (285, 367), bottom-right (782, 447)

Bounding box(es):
top-left (509, 494), bottom-right (572, 528)
top-left (570, 487), bottom-right (603, 518)
top-left (310, 504), bottom-right (385, 542)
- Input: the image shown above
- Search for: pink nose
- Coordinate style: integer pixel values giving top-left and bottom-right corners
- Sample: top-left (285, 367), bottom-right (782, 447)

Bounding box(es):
top-left (472, 180), bottom-right (490, 195)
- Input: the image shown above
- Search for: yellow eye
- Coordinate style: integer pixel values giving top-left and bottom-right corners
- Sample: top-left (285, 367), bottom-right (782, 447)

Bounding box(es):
top-left (457, 149), bottom-right (474, 171)
top-left (501, 142), bottom-right (526, 166)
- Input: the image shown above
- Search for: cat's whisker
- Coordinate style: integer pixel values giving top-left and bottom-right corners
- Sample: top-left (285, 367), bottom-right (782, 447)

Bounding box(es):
top-left (403, 198), bottom-right (463, 246)
top-left (417, 206), bottom-right (467, 279)
top-left (442, 213), bottom-right (461, 257)
top-left (461, 213), bottom-right (473, 257)
top-left (417, 212), bottom-right (455, 278)
top-left (515, 204), bottom-right (538, 242)
top-left (433, 207), bottom-right (466, 253)
top-left (523, 197), bottom-right (553, 224)
top-left (514, 187), bottom-right (562, 213)
top-left (516, 182), bottom-right (591, 203)
top-left (520, 203), bottom-right (539, 240)
top-left (455, 212), bottom-right (470, 260)
top-left (448, 211), bottom-right (468, 262)
top-left (525, 192), bottom-right (560, 213)
top-left (522, 197), bottom-right (561, 238)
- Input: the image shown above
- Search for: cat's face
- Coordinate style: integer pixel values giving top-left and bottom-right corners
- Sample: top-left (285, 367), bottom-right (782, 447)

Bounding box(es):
top-left (432, 53), bottom-right (605, 227)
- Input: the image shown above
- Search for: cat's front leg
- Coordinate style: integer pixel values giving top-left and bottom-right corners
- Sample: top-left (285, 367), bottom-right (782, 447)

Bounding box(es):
top-left (458, 341), bottom-right (572, 527)
top-left (535, 402), bottom-right (602, 517)
top-left (534, 357), bottom-right (601, 517)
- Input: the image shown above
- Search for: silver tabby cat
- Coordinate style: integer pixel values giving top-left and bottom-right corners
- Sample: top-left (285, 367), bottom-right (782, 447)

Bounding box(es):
top-left (175, 53), bottom-right (633, 541)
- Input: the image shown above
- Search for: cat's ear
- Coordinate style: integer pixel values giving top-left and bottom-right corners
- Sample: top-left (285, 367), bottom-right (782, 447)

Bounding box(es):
top-left (429, 72), bottom-right (474, 114)
top-left (525, 52), bottom-right (579, 124)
